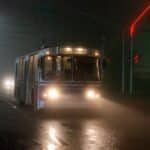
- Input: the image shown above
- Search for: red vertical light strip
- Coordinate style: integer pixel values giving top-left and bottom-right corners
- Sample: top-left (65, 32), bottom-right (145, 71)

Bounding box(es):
top-left (130, 4), bottom-right (150, 37)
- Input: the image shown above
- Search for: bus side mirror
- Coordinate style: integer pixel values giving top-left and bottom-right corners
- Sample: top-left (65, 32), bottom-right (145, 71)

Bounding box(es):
top-left (101, 58), bottom-right (108, 70)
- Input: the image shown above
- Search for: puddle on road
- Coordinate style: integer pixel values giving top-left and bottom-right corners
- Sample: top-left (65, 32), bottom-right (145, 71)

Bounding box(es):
top-left (37, 119), bottom-right (118, 150)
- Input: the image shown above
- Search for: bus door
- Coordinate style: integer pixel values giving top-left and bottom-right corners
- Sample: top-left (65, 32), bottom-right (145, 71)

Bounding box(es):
top-left (15, 57), bottom-right (25, 103)
top-left (26, 55), bottom-right (36, 105)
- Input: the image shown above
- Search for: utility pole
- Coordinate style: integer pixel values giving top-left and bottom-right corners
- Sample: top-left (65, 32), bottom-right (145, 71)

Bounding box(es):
top-left (129, 37), bottom-right (134, 95)
top-left (121, 32), bottom-right (125, 94)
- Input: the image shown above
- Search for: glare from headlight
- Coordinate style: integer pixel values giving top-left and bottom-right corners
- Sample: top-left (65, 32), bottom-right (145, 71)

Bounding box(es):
top-left (48, 88), bottom-right (59, 99)
top-left (3, 78), bottom-right (14, 90)
top-left (86, 90), bottom-right (95, 98)
top-left (44, 88), bottom-right (60, 100)
top-left (85, 89), bottom-right (100, 100)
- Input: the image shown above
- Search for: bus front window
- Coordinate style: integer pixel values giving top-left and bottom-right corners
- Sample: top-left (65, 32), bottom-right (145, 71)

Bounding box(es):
top-left (63, 56), bottom-right (72, 80)
top-left (74, 56), bottom-right (100, 81)
top-left (43, 56), bottom-right (55, 80)
top-left (55, 56), bottom-right (72, 80)
top-left (41, 55), bottom-right (100, 81)
top-left (42, 56), bottom-right (73, 81)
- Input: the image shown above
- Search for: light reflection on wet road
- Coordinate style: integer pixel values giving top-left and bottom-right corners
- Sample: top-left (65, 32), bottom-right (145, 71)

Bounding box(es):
top-left (38, 119), bottom-right (118, 150)
top-left (0, 98), bottom-right (150, 150)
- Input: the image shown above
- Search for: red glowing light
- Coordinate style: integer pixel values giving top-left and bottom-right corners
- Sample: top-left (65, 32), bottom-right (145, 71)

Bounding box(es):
top-left (130, 4), bottom-right (150, 37)
top-left (133, 54), bottom-right (140, 64)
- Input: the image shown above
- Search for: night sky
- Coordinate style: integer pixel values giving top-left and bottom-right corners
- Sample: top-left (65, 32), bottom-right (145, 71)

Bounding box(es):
top-left (0, 0), bottom-right (149, 79)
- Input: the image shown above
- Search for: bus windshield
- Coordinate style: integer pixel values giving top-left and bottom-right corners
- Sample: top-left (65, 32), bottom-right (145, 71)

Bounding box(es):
top-left (74, 56), bottom-right (99, 81)
top-left (41, 55), bottom-right (100, 81)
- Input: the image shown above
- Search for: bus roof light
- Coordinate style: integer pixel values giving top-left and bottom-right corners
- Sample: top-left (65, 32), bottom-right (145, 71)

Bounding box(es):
top-left (94, 52), bottom-right (99, 56)
top-left (65, 47), bottom-right (72, 52)
top-left (46, 51), bottom-right (50, 55)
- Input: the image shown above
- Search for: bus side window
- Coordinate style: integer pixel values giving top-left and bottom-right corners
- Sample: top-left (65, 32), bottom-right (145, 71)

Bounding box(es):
top-left (15, 62), bottom-right (18, 80)
top-left (22, 58), bottom-right (25, 80)
top-left (24, 59), bottom-right (29, 81)
top-left (17, 58), bottom-right (24, 81)
top-left (28, 55), bottom-right (36, 81)
top-left (18, 60), bottom-right (21, 80)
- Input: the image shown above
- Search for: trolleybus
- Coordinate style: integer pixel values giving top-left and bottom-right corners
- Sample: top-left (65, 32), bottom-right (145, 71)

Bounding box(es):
top-left (15, 46), bottom-right (103, 110)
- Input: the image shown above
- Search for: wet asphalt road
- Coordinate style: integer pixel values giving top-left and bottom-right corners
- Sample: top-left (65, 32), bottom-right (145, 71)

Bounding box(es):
top-left (0, 97), bottom-right (150, 150)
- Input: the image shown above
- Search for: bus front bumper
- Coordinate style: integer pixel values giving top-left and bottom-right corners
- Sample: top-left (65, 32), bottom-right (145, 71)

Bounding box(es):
top-left (37, 93), bottom-right (101, 109)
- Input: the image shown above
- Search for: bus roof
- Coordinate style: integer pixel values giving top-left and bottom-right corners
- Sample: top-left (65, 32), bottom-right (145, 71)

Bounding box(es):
top-left (16, 46), bottom-right (101, 59)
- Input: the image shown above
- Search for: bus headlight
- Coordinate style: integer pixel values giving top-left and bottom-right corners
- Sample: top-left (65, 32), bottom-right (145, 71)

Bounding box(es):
top-left (43, 88), bottom-right (60, 100)
top-left (85, 89), bottom-right (100, 100)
